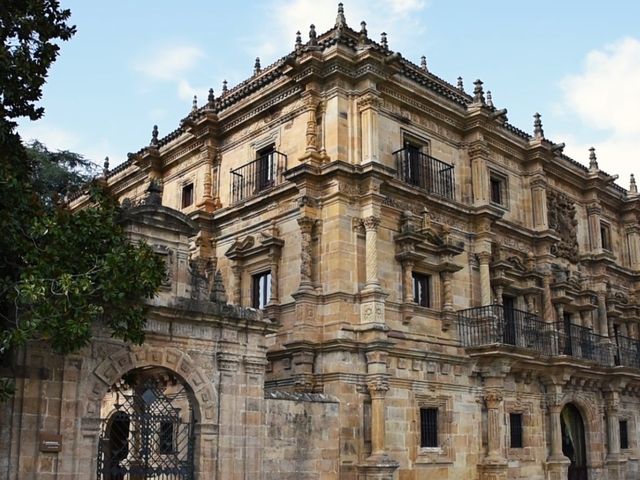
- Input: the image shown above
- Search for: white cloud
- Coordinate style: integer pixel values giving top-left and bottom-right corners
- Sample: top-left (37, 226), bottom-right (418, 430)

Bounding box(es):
top-left (559, 37), bottom-right (640, 187)
top-left (135, 45), bottom-right (205, 81)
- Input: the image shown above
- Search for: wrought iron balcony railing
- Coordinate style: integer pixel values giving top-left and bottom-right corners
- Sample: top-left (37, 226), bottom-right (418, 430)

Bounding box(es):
top-left (457, 305), bottom-right (621, 368)
top-left (393, 147), bottom-right (455, 200)
top-left (614, 334), bottom-right (640, 368)
top-left (457, 305), bottom-right (554, 355)
top-left (230, 150), bottom-right (287, 203)
top-left (556, 321), bottom-right (613, 366)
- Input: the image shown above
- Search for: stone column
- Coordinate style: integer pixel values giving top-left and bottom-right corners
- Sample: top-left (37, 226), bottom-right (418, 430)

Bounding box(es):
top-left (358, 93), bottom-right (381, 164)
top-left (216, 352), bottom-right (242, 479)
top-left (268, 250), bottom-right (280, 305)
top-left (297, 216), bottom-right (315, 292)
top-left (231, 263), bottom-right (242, 305)
top-left (597, 291), bottom-right (609, 338)
top-left (469, 141), bottom-right (489, 206)
top-left (530, 176), bottom-right (549, 231)
top-left (625, 225), bottom-right (640, 269)
top-left (605, 391), bottom-right (621, 460)
top-left (484, 390), bottom-right (505, 462)
top-left (441, 270), bottom-right (453, 311)
top-left (402, 260), bottom-right (414, 303)
top-left (542, 272), bottom-right (554, 323)
top-left (587, 204), bottom-right (603, 253)
top-left (548, 402), bottom-right (566, 461)
top-left (363, 216), bottom-right (381, 291)
top-left (478, 251), bottom-right (492, 305)
top-left (368, 377), bottom-right (389, 456)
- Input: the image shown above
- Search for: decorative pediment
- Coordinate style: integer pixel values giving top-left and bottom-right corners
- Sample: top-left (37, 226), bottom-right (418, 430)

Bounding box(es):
top-left (394, 210), bottom-right (464, 271)
top-left (225, 226), bottom-right (284, 261)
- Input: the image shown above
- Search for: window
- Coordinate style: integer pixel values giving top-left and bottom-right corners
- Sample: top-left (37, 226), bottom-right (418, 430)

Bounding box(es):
top-left (509, 413), bottom-right (523, 448)
top-left (404, 139), bottom-right (425, 188)
top-left (252, 271), bottom-right (272, 309)
top-left (600, 222), bottom-right (612, 251)
top-left (181, 183), bottom-right (194, 208)
top-left (256, 145), bottom-right (275, 192)
top-left (159, 421), bottom-right (174, 454)
top-left (420, 407), bottom-right (438, 448)
top-left (413, 272), bottom-right (431, 308)
top-left (489, 173), bottom-right (507, 206)
top-left (620, 420), bottom-right (629, 449)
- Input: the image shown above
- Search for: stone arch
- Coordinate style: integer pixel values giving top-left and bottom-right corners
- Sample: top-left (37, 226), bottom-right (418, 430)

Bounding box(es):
top-left (560, 391), bottom-right (604, 467)
top-left (87, 344), bottom-right (216, 423)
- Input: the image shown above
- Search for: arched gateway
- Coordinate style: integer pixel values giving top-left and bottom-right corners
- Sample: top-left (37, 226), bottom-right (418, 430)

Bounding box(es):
top-left (97, 367), bottom-right (196, 480)
top-left (561, 403), bottom-right (588, 480)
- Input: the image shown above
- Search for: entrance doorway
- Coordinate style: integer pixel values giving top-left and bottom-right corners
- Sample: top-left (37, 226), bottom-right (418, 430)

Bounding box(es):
top-left (97, 367), bottom-right (196, 480)
top-left (561, 403), bottom-right (588, 480)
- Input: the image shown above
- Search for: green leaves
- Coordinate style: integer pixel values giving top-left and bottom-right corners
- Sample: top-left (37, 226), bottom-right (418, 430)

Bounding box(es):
top-left (7, 187), bottom-right (165, 354)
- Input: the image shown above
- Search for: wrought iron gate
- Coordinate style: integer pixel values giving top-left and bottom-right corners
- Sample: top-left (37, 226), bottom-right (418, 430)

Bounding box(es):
top-left (97, 379), bottom-right (195, 480)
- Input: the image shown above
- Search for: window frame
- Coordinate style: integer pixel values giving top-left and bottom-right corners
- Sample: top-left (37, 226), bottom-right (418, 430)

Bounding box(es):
top-left (251, 270), bottom-right (272, 309)
top-left (412, 272), bottom-right (432, 308)
top-left (620, 419), bottom-right (629, 450)
top-left (509, 413), bottom-right (523, 449)
top-left (181, 182), bottom-right (194, 209)
top-left (420, 407), bottom-right (439, 448)
top-left (255, 144), bottom-right (276, 192)
top-left (415, 394), bottom-right (453, 464)
top-left (600, 221), bottom-right (612, 252)
top-left (488, 170), bottom-right (508, 208)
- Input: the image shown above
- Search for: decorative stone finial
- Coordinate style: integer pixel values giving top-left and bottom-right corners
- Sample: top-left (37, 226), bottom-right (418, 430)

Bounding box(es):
top-left (207, 88), bottom-right (215, 107)
top-left (309, 24), bottom-right (317, 46)
top-left (472, 79), bottom-right (485, 105)
top-left (533, 112), bottom-right (544, 139)
top-left (335, 2), bottom-right (347, 28)
top-left (457, 76), bottom-right (464, 91)
top-left (103, 156), bottom-right (109, 176)
top-left (222, 79), bottom-right (228, 94)
top-left (486, 90), bottom-right (493, 108)
top-left (192, 95), bottom-right (198, 113)
top-left (589, 146), bottom-right (598, 171)
top-left (295, 30), bottom-right (302, 49)
top-left (150, 125), bottom-right (159, 146)
top-left (420, 55), bottom-right (427, 71)
top-left (630, 174), bottom-right (638, 194)
top-left (254, 57), bottom-right (261, 75)
top-left (210, 270), bottom-right (228, 303)
top-left (360, 21), bottom-right (368, 37)
top-left (380, 32), bottom-right (388, 50)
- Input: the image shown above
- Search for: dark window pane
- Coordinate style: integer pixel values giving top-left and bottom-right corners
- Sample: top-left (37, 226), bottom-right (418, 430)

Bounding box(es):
top-left (412, 273), bottom-right (431, 308)
top-left (620, 420), bottom-right (629, 449)
top-left (256, 145), bottom-right (275, 191)
top-left (420, 407), bottom-right (438, 448)
top-left (182, 183), bottom-right (194, 208)
top-left (490, 177), bottom-right (502, 204)
top-left (252, 271), bottom-right (272, 309)
top-left (510, 413), bottom-right (523, 448)
top-left (601, 224), bottom-right (611, 251)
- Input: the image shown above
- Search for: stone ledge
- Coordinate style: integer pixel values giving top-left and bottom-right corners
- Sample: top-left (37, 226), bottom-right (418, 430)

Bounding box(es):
top-left (265, 390), bottom-right (339, 403)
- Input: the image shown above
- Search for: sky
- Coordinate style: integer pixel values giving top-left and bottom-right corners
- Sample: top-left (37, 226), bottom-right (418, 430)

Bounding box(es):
top-left (17, 0), bottom-right (640, 189)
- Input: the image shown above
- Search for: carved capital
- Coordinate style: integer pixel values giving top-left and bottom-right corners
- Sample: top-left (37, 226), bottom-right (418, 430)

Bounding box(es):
top-left (217, 353), bottom-right (240, 372)
top-left (367, 377), bottom-right (389, 397)
top-left (297, 215), bottom-right (316, 234)
top-left (363, 215), bottom-right (381, 231)
top-left (484, 390), bottom-right (503, 409)
top-left (477, 251), bottom-right (492, 265)
top-left (357, 93), bottom-right (381, 112)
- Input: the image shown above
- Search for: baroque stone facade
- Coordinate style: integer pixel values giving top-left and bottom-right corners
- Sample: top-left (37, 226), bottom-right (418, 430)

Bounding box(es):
top-left (2, 5), bottom-right (640, 480)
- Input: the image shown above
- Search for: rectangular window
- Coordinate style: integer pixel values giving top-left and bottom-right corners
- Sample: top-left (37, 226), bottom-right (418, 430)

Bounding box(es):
top-left (420, 407), bottom-right (438, 448)
top-left (181, 183), bottom-right (194, 208)
top-left (620, 420), bottom-right (629, 449)
top-left (256, 145), bottom-right (275, 192)
top-left (159, 420), bottom-right (174, 454)
top-left (509, 413), bottom-right (523, 448)
top-left (489, 174), bottom-right (506, 205)
top-left (252, 271), bottom-right (272, 309)
top-left (412, 272), bottom-right (431, 308)
top-left (600, 222), bottom-right (612, 251)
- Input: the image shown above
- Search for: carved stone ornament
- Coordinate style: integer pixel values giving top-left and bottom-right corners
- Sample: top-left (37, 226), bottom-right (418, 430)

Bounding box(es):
top-left (484, 390), bottom-right (503, 409)
top-left (547, 190), bottom-right (579, 262)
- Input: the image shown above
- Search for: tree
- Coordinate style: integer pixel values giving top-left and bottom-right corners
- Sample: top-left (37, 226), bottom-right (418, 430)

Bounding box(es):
top-left (0, 2), bottom-right (166, 399)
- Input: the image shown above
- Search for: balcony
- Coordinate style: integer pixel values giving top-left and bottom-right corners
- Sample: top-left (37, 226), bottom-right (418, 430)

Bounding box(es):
top-left (393, 147), bottom-right (455, 200)
top-left (230, 150), bottom-right (287, 203)
top-left (457, 305), bottom-right (555, 355)
top-left (614, 334), bottom-right (640, 368)
top-left (457, 306), bottom-right (618, 367)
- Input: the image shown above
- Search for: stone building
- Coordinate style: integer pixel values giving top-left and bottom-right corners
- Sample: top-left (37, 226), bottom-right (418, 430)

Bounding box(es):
top-left (2, 4), bottom-right (640, 480)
